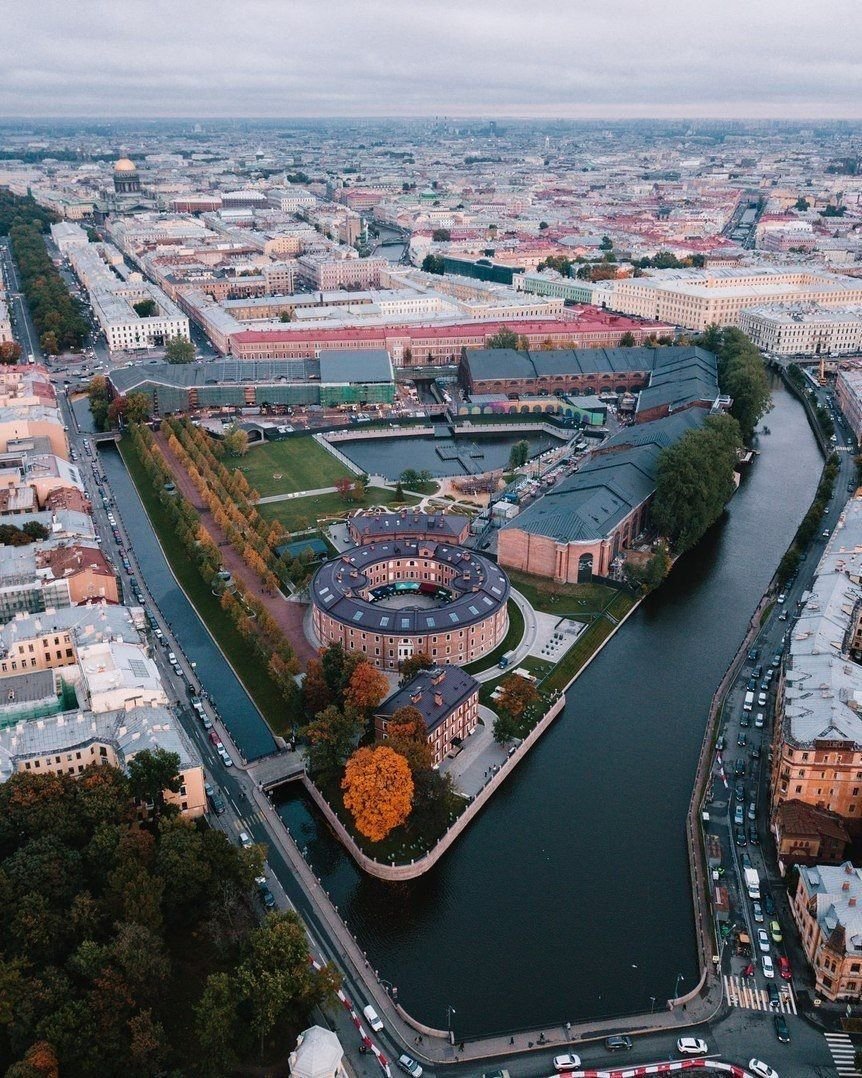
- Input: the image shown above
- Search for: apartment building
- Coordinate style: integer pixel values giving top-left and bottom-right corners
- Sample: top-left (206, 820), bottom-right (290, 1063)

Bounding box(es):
top-left (791, 862), bottom-right (862, 1002)
top-left (594, 268), bottom-right (862, 331)
top-left (770, 497), bottom-right (862, 842)
top-left (835, 370), bottom-right (862, 444)
top-left (0, 703), bottom-right (206, 819)
top-left (375, 664), bottom-right (481, 768)
top-left (739, 305), bottom-right (862, 357)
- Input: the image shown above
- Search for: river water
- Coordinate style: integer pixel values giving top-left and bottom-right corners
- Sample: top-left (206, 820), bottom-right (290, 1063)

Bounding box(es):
top-left (276, 380), bottom-right (823, 1037)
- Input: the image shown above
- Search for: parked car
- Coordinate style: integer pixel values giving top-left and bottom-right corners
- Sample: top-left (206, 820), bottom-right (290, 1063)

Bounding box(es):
top-left (398, 1056), bottom-right (423, 1078)
top-left (770, 920), bottom-right (783, 944)
top-left (676, 1038), bottom-right (708, 1056)
top-left (757, 928), bottom-right (771, 953)
top-left (604, 1036), bottom-right (632, 1052)
top-left (752, 901), bottom-right (764, 923)
top-left (762, 955), bottom-right (775, 978)
top-left (763, 893), bottom-right (776, 916)
top-left (749, 824), bottom-right (760, 845)
top-left (737, 731), bottom-right (748, 748)
top-left (773, 1015), bottom-right (790, 1043)
top-left (778, 956), bottom-right (792, 981)
top-left (735, 828), bottom-right (747, 847)
top-left (553, 1055), bottom-right (581, 1071)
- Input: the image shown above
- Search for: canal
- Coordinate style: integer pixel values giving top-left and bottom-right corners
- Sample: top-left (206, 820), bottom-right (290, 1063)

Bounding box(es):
top-left (100, 446), bottom-right (277, 761)
top-left (276, 379), bottom-right (823, 1037)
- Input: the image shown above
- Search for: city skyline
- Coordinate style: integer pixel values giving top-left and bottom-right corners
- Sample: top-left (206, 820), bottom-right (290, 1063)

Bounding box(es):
top-left (4, 0), bottom-right (862, 120)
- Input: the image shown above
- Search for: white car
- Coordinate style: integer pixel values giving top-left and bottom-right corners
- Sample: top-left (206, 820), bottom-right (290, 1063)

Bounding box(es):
top-left (362, 1004), bottom-right (383, 1032)
top-left (218, 745), bottom-right (233, 767)
top-left (748, 1061), bottom-right (779, 1078)
top-left (762, 954), bottom-right (775, 978)
top-left (676, 1038), bottom-right (708, 1056)
top-left (239, 831), bottom-right (253, 849)
top-left (752, 901), bottom-right (764, 923)
top-left (397, 1055), bottom-right (423, 1078)
top-left (553, 1054), bottom-right (582, 1071)
top-left (758, 928), bottom-right (770, 953)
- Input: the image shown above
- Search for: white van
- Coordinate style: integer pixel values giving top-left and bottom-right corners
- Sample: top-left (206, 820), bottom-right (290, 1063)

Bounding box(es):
top-left (743, 691), bottom-right (754, 712)
top-left (362, 1004), bottom-right (384, 1032)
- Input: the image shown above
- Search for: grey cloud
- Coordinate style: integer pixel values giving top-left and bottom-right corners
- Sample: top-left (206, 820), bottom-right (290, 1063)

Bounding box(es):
top-left (2, 0), bottom-right (861, 117)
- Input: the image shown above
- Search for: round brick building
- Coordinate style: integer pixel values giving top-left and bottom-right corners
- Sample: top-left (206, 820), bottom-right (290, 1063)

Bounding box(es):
top-left (310, 539), bottom-right (510, 670)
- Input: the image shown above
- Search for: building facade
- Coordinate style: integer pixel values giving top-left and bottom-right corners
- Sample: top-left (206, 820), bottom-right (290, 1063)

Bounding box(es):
top-left (791, 862), bottom-right (862, 1002)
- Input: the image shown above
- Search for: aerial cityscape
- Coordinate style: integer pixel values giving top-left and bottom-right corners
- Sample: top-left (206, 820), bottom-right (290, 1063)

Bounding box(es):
top-left (1, 3), bottom-right (862, 1077)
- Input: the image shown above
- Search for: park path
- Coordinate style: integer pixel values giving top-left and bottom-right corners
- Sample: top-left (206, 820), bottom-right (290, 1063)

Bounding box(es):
top-left (153, 431), bottom-right (316, 665)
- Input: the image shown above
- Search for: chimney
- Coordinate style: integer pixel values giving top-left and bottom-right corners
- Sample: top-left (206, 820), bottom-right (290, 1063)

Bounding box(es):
top-left (850, 898), bottom-right (858, 907)
top-left (433, 692), bottom-right (443, 708)
top-left (843, 881), bottom-right (851, 891)
top-left (410, 690), bottom-right (423, 704)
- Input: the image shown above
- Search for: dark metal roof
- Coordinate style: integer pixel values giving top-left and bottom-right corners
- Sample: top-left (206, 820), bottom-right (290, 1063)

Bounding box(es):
top-left (377, 664), bottom-right (480, 734)
top-left (311, 540), bottom-right (509, 633)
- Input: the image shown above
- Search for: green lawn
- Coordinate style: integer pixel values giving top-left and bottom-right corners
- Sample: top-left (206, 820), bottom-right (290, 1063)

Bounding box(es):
top-left (463, 598), bottom-right (525, 674)
top-left (507, 569), bottom-right (625, 620)
top-left (259, 486), bottom-right (420, 534)
top-left (237, 436), bottom-right (352, 497)
top-left (119, 437), bottom-right (292, 735)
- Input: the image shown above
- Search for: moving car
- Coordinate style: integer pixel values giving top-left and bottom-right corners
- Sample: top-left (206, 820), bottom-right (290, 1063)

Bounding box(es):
top-left (605, 1036), bottom-right (633, 1051)
top-left (758, 928), bottom-right (771, 953)
top-left (363, 1004), bottom-right (384, 1032)
top-left (676, 1038), bottom-right (708, 1056)
top-left (770, 920), bottom-right (783, 944)
top-left (398, 1056), bottom-right (423, 1078)
top-left (767, 982), bottom-right (780, 1010)
top-left (778, 956), bottom-right (792, 981)
top-left (238, 832), bottom-right (254, 849)
top-left (752, 901), bottom-right (764, 923)
top-left (553, 1055), bottom-right (581, 1071)
top-left (773, 1014), bottom-right (790, 1043)
top-left (748, 1060), bottom-right (779, 1078)
top-left (762, 954), bottom-right (775, 978)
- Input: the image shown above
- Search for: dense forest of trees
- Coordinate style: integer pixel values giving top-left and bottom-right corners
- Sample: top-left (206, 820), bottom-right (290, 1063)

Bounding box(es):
top-left (9, 223), bottom-right (89, 354)
top-left (0, 760), bottom-right (338, 1075)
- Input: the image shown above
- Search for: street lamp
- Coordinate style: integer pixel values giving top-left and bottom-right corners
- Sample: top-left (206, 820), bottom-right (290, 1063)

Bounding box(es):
top-left (674, 973), bottom-right (684, 1000)
top-left (649, 995), bottom-right (656, 1013)
top-left (446, 1005), bottom-right (456, 1046)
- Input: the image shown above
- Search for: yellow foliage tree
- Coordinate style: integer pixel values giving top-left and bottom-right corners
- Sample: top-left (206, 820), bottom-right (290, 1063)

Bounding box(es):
top-left (342, 746), bottom-right (414, 842)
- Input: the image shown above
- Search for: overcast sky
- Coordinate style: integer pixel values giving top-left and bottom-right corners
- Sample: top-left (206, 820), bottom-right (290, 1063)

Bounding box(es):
top-left (4, 0), bottom-right (861, 120)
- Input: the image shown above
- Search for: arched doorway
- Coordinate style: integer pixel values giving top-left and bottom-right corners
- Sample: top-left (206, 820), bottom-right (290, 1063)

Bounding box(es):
top-left (577, 553), bottom-right (594, 583)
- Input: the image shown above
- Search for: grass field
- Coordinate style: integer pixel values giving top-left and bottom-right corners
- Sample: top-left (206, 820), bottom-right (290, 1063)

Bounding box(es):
top-left (119, 437), bottom-right (291, 735)
top-left (507, 569), bottom-right (625, 620)
top-left (543, 590), bottom-right (638, 693)
top-left (259, 486), bottom-right (420, 533)
top-left (237, 437), bottom-right (352, 497)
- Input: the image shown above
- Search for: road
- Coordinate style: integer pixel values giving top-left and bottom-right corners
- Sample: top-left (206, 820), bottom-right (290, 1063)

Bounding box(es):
top-left (0, 236), bottom-right (41, 360)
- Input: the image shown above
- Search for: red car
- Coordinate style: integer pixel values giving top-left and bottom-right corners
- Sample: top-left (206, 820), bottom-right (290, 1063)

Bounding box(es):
top-left (742, 963), bottom-right (755, 977)
top-left (778, 956), bottom-right (792, 981)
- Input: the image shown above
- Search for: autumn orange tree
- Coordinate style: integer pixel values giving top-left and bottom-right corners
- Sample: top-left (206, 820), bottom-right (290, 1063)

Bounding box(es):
top-left (344, 660), bottom-right (390, 715)
top-left (342, 746), bottom-right (414, 842)
top-left (496, 673), bottom-right (539, 718)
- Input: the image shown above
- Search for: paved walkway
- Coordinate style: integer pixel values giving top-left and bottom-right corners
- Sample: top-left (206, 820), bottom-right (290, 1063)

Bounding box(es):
top-left (439, 705), bottom-right (509, 797)
top-left (154, 431), bottom-right (316, 663)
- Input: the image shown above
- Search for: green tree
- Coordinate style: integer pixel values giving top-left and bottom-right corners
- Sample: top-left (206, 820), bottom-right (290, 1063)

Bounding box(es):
top-left (398, 652), bottom-right (433, 683)
top-left (301, 704), bottom-right (362, 777)
top-left (619, 331), bottom-right (636, 347)
top-left (125, 391), bottom-right (151, 425)
top-left (795, 196), bottom-right (810, 211)
top-left (431, 228), bottom-right (451, 241)
top-left (132, 299), bottom-right (156, 318)
top-left (222, 425), bottom-right (249, 457)
top-left (508, 439), bottom-right (529, 469)
top-left (235, 912), bottom-right (339, 1056)
top-left (164, 336), bottom-right (195, 364)
top-left (421, 254), bottom-right (445, 275)
top-left (651, 413), bottom-right (742, 552)
top-left (195, 972), bottom-right (239, 1076)
top-left (126, 748), bottom-right (182, 828)
top-left (486, 328), bottom-right (520, 350)
top-left (538, 221), bottom-right (549, 230)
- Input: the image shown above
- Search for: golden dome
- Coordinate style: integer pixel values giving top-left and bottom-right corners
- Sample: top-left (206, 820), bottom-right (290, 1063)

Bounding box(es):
top-left (114, 158), bottom-right (136, 172)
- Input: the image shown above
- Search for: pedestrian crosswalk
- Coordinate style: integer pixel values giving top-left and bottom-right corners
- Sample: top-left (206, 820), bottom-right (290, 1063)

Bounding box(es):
top-left (824, 1032), bottom-right (860, 1076)
top-left (723, 974), bottom-right (797, 1013)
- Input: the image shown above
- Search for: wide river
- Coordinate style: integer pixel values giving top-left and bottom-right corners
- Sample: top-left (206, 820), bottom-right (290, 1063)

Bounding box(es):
top-left (277, 379), bottom-right (823, 1038)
